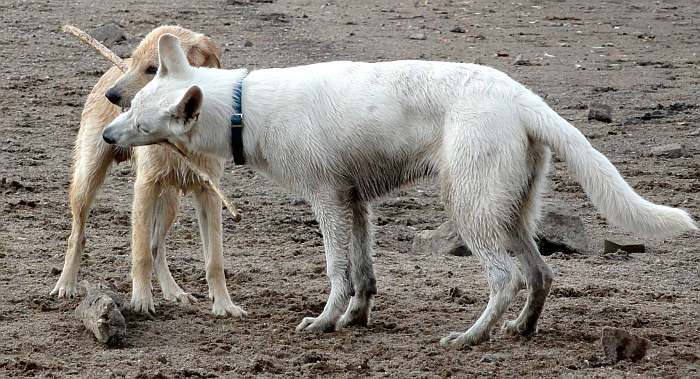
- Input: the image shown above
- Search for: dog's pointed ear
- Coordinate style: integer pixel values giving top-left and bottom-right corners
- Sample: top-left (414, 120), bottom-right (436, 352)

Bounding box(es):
top-left (169, 85), bottom-right (203, 133)
top-left (158, 33), bottom-right (190, 77)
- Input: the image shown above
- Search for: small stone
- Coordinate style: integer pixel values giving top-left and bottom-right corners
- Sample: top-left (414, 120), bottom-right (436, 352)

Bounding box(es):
top-left (409, 33), bottom-right (427, 40)
top-left (601, 327), bottom-right (650, 362)
top-left (512, 54), bottom-right (532, 66)
top-left (537, 203), bottom-right (592, 255)
top-left (650, 143), bottom-right (685, 158)
top-left (50, 266), bottom-right (62, 276)
top-left (243, 40), bottom-right (253, 47)
top-left (604, 240), bottom-right (645, 255)
top-left (90, 22), bottom-right (127, 46)
top-left (587, 103), bottom-right (613, 123)
top-left (450, 26), bottom-right (466, 33)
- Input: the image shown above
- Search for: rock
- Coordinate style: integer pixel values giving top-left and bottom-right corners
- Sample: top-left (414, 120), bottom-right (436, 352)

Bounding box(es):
top-left (408, 33), bottom-right (427, 40)
top-left (604, 240), bottom-right (645, 255)
top-left (650, 143), bottom-right (685, 158)
top-left (75, 281), bottom-right (126, 344)
top-left (90, 22), bottom-right (127, 46)
top-left (587, 103), bottom-right (613, 123)
top-left (512, 54), bottom-right (532, 66)
top-left (243, 40), bottom-right (253, 47)
top-left (50, 266), bottom-right (62, 276)
top-left (412, 221), bottom-right (471, 256)
top-left (536, 203), bottom-right (592, 255)
top-left (601, 327), bottom-right (650, 362)
top-left (450, 26), bottom-right (466, 33)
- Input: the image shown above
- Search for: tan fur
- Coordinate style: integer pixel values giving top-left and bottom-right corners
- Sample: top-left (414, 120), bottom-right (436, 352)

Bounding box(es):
top-left (52, 26), bottom-right (245, 318)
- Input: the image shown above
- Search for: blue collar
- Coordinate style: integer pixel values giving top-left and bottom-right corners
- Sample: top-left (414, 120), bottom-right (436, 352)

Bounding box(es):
top-left (230, 78), bottom-right (245, 165)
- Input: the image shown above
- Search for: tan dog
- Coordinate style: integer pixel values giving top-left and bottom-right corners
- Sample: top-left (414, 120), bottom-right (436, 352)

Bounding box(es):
top-left (52, 26), bottom-right (247, 318)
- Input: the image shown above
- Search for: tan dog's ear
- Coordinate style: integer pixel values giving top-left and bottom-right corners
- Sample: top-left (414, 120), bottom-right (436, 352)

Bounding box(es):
top-left (158, 34), bottom-right (190, 77)
top-left (187, 35), bottom-right (222, 69)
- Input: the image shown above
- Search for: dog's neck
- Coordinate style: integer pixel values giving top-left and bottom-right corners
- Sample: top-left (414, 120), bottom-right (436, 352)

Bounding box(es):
top-left (186, 68), bottom-right (249, 161)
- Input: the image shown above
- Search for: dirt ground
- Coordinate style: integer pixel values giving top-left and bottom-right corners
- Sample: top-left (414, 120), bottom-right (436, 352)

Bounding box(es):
top-left (1, 0), bottom-right (699, 377)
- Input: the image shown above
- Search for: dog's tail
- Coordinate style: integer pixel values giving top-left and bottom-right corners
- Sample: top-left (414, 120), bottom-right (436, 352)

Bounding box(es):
top-left (517, 92), bottom-right (697, 237)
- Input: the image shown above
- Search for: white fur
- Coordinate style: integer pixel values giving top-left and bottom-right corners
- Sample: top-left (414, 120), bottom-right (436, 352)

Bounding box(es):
top-left (103, 34), bottom-right (697, 346)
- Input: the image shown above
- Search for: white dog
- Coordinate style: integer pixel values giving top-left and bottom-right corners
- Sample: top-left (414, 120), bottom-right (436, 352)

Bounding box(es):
top-left (102, 34), bottom-right (697, 346)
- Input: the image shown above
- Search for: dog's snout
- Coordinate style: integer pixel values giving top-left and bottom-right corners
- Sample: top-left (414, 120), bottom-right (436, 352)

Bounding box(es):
top-left (105, 88), bottom-right (122, 105)
top-left (102, 131), bottom-right (116, 145)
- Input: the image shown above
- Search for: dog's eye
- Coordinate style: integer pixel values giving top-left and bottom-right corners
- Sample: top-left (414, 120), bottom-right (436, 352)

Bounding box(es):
top-left (145, 65), bottom-right (158, 75)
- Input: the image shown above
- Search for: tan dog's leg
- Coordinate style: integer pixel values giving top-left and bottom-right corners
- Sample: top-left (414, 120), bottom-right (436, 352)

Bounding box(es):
top-left (52, 128), bottom-right (115, 298)
top-left (151, 187), bottom-right (197, 304)
top-left (130, 176), bottom-right (160, 313)
top-left (193, 188), bottom-right (246, 317)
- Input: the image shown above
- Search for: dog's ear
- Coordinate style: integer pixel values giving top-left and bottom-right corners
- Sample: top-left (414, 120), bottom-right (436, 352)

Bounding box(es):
top-left (187, 35), bottom-right (222, 69)
top-left (169, 85), bottom-right (203, 133)
top-left (158, 33), bottom-right (190, 77)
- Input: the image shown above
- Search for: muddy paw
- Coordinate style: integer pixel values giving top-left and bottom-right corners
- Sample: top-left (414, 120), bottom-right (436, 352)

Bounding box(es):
top-left (131, 291), bottom-right (155, 314)
top-left (296, 316), bottom-right (337, 333)
top-left (336, 303), bottom-right (371, 329)
top-left (50, 279), bottom-right (78, 299)
top-left (502, 319), bottom-right (536, 337)
top-left (212, 299), bottom-right (247, 318)
top-left (165, 291), bottom-right (197, 305)
top-left (440, 330), bottom-right (489, 348)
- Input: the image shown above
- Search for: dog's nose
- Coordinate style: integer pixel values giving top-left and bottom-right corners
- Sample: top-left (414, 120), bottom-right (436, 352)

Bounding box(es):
top-left (102, 131), bottom-right (116, 145)
top-left (105, 88), bottom-right (122, 105)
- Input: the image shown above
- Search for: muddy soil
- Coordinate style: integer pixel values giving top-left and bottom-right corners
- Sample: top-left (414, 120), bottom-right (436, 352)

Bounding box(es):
top-left (0, 0), bottom-right (698, 377)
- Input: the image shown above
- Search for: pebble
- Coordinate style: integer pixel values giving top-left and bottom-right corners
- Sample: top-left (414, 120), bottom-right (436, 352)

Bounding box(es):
top-left (409, 33), bottom-right (427, 40)
top-left (512, 54), bottom-right (532, 66)
top-left (601, 327), bottom-right (649, 362)
top-left (650, 143), bottom-right (685, 159)
top-left (450, 26), bottom-right (465, 33)
top-left (587, 103), bottom-right (613, 123)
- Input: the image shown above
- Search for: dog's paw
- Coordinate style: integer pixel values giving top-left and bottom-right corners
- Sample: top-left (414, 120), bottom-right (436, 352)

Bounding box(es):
top-left (440, 330), bottom-right (489, 348)
top-left (336, 299), bottom-right (371, 329)
top-left (50, 279), bottom-right (78, 299)
top-left (131, 291), bottom-right (156, 314)
top-left (502, 319), bottom-right (537, 337)
top-left (165, 291), bottom-right (197, 305)
top-left (296, 316), bottom-right (337, 333)
top-left (212, 299), bottom-right (247, 318)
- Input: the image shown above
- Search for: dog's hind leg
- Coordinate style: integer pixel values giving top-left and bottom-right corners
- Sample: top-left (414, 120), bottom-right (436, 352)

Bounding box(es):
top-left (439, 105), bottom-right (529, 347)
top-left (52, 129), bottom-right (116, 298)
top-left (193, 188), bottom-right (246, 318)
top-left (336, 201), bottom-right (377, 329)
top-left (504, 143), bottom-right (554, 337)
top-left (151, 187), bottom-right (196, 304)
top-left (297, 192), bottom-right (354, 333)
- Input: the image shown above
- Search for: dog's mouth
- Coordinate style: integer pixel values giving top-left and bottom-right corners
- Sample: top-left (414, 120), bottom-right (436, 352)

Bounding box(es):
top-left (121, 105), bottom-right (131, 113)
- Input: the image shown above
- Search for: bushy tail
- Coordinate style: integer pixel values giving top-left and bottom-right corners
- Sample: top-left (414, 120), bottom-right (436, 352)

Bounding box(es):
top-left (517, 92), bottom-right (697, 237)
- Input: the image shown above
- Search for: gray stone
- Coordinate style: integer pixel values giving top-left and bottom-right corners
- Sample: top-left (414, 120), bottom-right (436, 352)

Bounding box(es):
top-left (90, 22), bottom-right (127, 46)
top-left (601, 327), bottom-right (650, 362)
top-left (650, 143), bottom-right (685, 158)
top-left (588, 103), bottom-right (613, 123)
top-left (512, 54), bottom-right (532, 66)
top-left (537, 203), bottom-right (592, 255)
top-left (412, 221), bottom-right (471, 256)
top-left (408, 33), bottom-right (427, 40)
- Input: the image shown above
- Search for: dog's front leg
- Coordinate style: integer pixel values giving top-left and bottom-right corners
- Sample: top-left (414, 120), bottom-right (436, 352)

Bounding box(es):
top-left (296, 194), bottom-right (353, 333)
top-left (193, 188), bottom-right (246, 318)
top-left (130, 178), bottom-right (159, 313)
